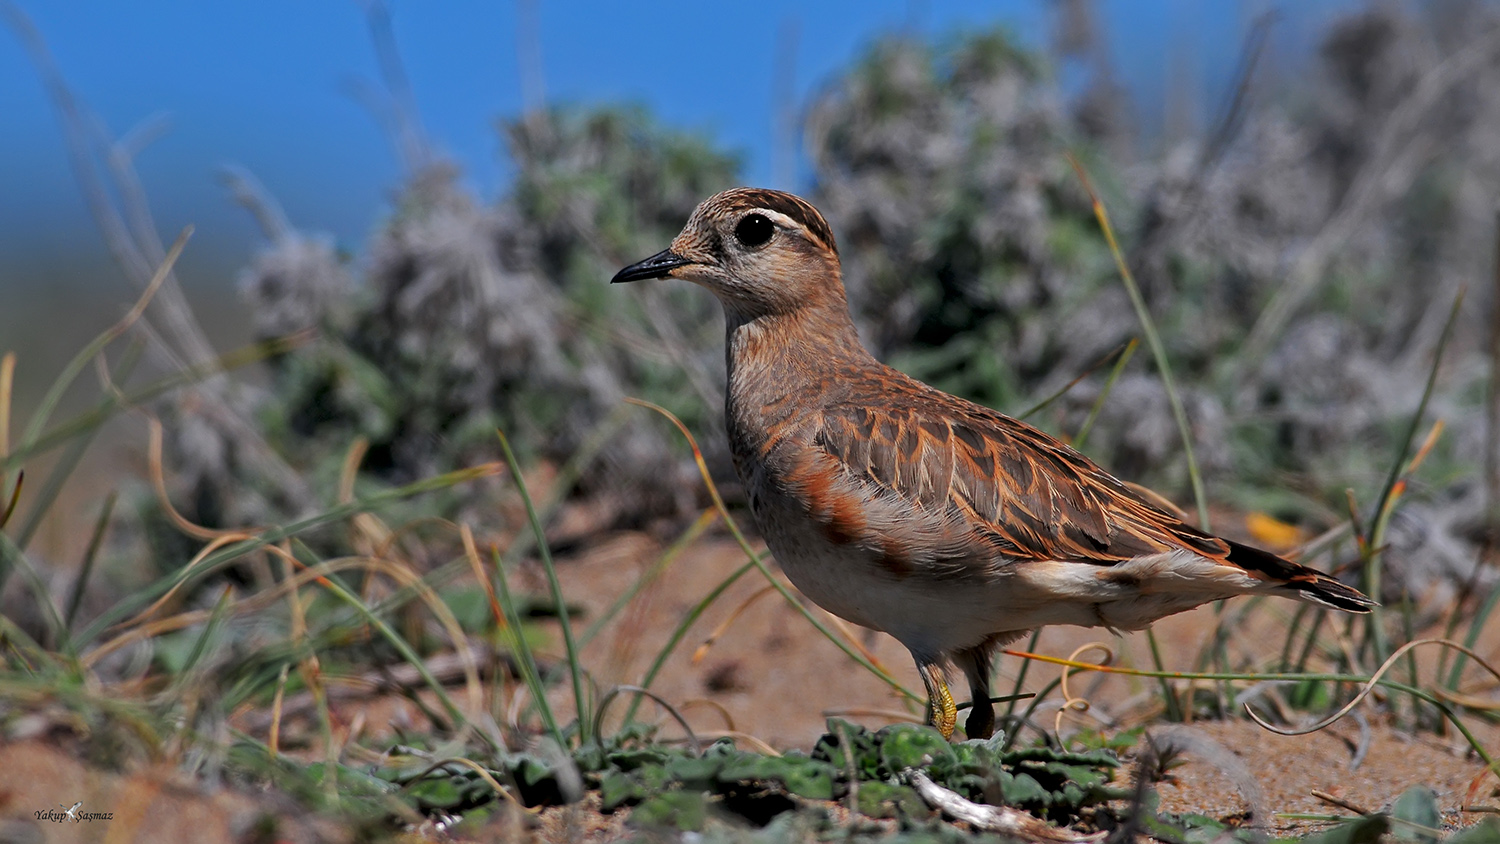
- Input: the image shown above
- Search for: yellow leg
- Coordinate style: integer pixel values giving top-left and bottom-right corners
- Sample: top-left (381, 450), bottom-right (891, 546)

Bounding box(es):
top-left (919, 663), bottom-right (957, 740)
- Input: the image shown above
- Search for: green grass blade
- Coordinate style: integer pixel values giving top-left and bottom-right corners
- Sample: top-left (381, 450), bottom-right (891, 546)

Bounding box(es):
top-left (495, 404), bottom-right (630, 570)
top-left (1068, 155), bottom-right (1209, 530)
top-left (0, 471), bottom-right (20, 531)
top-left (490, 546), bottom-right (565, 747)
top-left (171, 585), bottom-right (235, 691)
top-left (63, 491), bottom-right (116, 638)
top-left (294, 551), bottom-right (483, 746)
top-left (0, 532), bottom-right (67, 648)
top-left (1360, 291), bottom-right (1463, 664)
top-left (3, 332), bottom-right (310, 473)
top-left (1018, 340), bottom-right (1135, 422)
top-left (623, 559), bottom-right (755, 726)
top-left (1445, 581), bottom-right (1500, 691)
top-left (14, 228), bottom-right (190, 455)
top-left (12, 415), bottom-right (101, 554)
top-left (1001, 629), bottom-right (1042, 726)
top-left (579, 507), bottom-right (715, 649)
top-left (496, 427), bottom-right (589, 745)
top-left (1002, 674), bottom-right (1065, 751)
top-left (1278, 603), bottom-right (1310, 673)
top-left (1145, 628), bottom-right (1183, 721)
top-left (1074, 338), bottom-right (1138, 450)
top-left (72, 462), bottom-right (500, 647)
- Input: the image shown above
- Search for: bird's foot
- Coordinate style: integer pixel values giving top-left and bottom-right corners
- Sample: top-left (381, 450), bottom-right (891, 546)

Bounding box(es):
top-left (920, 663), bottom-right (958, 740)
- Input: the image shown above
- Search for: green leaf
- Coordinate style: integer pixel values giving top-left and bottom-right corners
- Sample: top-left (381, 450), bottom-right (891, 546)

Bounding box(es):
top-left (715, 753), bottom-right (785, 782)
top-left (598, 771), bottom-right (647, 812)
top-left (605, 748), bottom-right (671, 771)
top-left (407, 777), bottom-right (465, 809)
top-left (632, 791), bottom-right (708, 831)
top-left (1001, 746), bottom-right (1119, 768)
top-left (665, 755), bottom-right (726, 789)
top-left (718, 754), bottom-right (837, 801)
top-left (779, 759), bottom-right (837, 801)
top-left (1300, 815), bottom-right (1390, 844)
top-left (1390, 786), bottom-right (1441, 844)
top-left (995, 770), bottom-right (1050, 805)
top-left (514, 756), bottom-right (555, 787)
top-left (878, 723), bottom-right (955, 770)
top-left (855, 781), bottom-right (927, 820)
top-left (1449, 819), bottom-right (1500, 844)
top-left (813, 720), bottom-right (882, 779)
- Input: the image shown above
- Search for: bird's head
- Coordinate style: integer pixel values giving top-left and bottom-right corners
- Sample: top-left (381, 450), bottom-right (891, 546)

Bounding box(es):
top-left (611, 188), bottom-right (846, 320)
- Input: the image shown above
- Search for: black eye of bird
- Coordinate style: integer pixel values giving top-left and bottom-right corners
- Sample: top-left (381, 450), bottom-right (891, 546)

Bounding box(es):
top-left (734, 213), bottom-right (774, 248)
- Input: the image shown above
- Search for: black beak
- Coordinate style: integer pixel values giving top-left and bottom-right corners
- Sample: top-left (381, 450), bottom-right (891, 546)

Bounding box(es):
top-left (611, 249), bottom-right (692, 284)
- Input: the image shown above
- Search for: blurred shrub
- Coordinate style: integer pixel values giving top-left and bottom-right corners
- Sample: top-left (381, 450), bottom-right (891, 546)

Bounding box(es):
top-left (229, 6), bottom-right (1499, 603)
top-left (807, 31), bottom-right (1123, 412)
top-left (240, 107), bottom-right (737, 535)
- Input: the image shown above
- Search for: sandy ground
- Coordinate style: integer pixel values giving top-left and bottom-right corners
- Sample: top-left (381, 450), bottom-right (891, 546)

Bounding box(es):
top-left (536, 532), bottom-right (1500, 834)
top-left (1, 525), bottom-right (1496, 841)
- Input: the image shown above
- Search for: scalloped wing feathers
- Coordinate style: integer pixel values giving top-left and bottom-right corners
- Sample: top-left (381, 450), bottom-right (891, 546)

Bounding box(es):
top-left (799, 374), bottom-right (1373, 612)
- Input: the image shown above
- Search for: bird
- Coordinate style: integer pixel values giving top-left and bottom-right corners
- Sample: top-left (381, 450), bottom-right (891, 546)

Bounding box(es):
top-left (611, 187), bottom-right (1376, 741)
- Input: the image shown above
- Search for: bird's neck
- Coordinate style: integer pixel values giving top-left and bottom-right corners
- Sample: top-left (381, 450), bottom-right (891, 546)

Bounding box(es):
top-left (725, 299), bottom-right (871, 376)
top-left (722, 300), bottom-right (875, 443)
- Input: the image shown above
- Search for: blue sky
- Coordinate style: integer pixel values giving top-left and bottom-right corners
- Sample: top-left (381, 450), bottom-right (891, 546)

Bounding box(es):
top-left (0, 0), bottom-right (1364, 290)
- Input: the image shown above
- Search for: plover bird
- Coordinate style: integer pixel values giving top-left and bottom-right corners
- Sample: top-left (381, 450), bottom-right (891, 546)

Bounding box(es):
top-left (613, 188), bottom-right (1375, 739)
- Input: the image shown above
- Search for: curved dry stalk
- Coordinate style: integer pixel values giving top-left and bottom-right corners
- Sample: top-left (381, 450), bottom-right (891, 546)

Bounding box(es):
top-left (676, 698), bottom-right (737, 733)
top-left (17, 228), bottom-right (189, 453)
top-left (461, 524), bottom-right (507, 631)
top-left (148, 417), bottom-right (264, 541)
top-left (692, 584), bottom-right (777, 665)
top-left (273, 540), bottom-right (323, 762)
top-left (91, 550), bottom-right (349, 667)
top-left (277, 541), bottom-right (311, 641)
top-left (1056, 642), bottom-right (1112, 737)
top-left (593, 684), bottom-right (702, 755)
top-left (374, 516), bottom-right (461, 561)
top-left (338, 437), bottom-right (370, 504)
top-left (407, 757), bottom-right (529, 812)
top-left (1246, 637), bottom-right (1500, 736)
top-left (0, 352), bottom-right (13, 459)
top-left (266, 549), bottom-right (487, 730)
top-left (1002, 637), bottom-right (1494, 758)
top-left (84, 607), bottom-right (216, 666)
top-left (100, 532), bottom-right (255, 643)
top-left (268, 663), bottom-right (291, 757)
top-left (337, 437), bottom-right (395, 560)
top-left (690, 729), bottom-right (781, 756)
top-left (1434, 687), bottom-right (1500, 711)
top-left (822, 707), bottom-right (925, 725)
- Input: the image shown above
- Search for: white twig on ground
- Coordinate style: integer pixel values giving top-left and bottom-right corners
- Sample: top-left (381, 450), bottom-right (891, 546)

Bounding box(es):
top-left (905, 768), bottom-right (1106, 843)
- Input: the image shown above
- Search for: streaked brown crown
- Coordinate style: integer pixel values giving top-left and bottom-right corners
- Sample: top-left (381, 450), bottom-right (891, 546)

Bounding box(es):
top-left (695, 188), bottom-right (838, 256)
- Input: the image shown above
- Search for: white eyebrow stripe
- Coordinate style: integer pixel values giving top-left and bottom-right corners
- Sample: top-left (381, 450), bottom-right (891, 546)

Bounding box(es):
top-left (752, 208), bottom-right (807, 235)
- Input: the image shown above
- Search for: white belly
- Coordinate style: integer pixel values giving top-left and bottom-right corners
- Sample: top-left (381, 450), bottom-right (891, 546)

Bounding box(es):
top-left (752, 492), bottom-right (1045, 658)
top-left (751, 490), bottom-right (1256, 659)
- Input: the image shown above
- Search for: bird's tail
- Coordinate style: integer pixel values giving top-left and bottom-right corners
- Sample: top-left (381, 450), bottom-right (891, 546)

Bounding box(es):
top-left (1225, 539), bottom-right (1378, 612)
